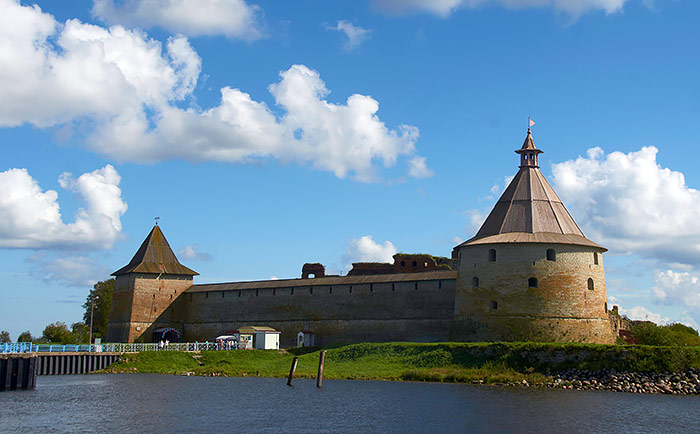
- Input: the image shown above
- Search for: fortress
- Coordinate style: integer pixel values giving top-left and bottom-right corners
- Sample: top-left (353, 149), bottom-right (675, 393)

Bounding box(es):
top-left (106, 129), bottom-right (618, 346)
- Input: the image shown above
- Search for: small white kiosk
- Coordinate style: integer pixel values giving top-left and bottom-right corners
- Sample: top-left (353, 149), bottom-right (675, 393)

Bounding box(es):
top-left (234, 326), bottom-right (280, 350)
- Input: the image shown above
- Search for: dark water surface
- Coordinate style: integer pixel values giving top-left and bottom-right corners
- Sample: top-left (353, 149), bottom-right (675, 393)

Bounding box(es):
top-left (1, 374), bottom-right (698, 433)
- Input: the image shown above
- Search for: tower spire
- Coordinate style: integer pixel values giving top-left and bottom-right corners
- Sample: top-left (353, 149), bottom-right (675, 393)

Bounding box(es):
top-left (515, 127), bottom-right (543, 168)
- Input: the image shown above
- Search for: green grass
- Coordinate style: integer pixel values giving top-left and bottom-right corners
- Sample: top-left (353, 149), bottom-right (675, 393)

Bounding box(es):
top-left (103, 342), bottom-right (700, 384)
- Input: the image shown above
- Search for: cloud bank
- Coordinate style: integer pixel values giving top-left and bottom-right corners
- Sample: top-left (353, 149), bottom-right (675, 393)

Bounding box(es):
top-left (0, 165), bottom-right (127, 249)
top-left (0, 0), bottom-right (427, 182)
top-left (552, 146), bottom-right (700, 266)
top-left (92, 0), bottom-right (263, 39)
top-left (372, 0), bottom-right (636, 17)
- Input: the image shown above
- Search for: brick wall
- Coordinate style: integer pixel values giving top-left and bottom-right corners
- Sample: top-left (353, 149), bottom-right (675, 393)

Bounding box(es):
top-left (176, 279), bottom-right (457, 347)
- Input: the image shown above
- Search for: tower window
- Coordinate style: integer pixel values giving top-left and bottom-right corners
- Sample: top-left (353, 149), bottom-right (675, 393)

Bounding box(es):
top-left (414, 282), bottom-right (418, 290)
top-left (528, 277), bottom-right (538, 288)
top-left (391, 283), bottom-right (395, 291)
top-left (309, 287), bottom-right (313, 295)
top-left (588, 278), bottom-right (594, 291)
top-left (546, 248), bottom-right (556, 261)
top-left (472, 276), bottom-right (479, 287)
top-left (594, 253), bottom-right (599, 265)
top-left (438, 281), bottom-right (442, 289)
top-left (491, 301), bottom-right (498, 310)
top-left (488, 249), bottom-right (496, 262)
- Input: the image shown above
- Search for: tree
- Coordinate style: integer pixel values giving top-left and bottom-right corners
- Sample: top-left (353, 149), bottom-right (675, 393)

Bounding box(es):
top-left (17, 331), bottom-right (33, 342)
top-left (42, 322), bottom-right (74, 344)
top-left (71, 322), bottom-right (89, 344)
top-left (82, 278), bottom-right (114, 341)
top-left (0, 330), bottom-right (10, 343)
top-left (631, 322), bottom-right (700, 346)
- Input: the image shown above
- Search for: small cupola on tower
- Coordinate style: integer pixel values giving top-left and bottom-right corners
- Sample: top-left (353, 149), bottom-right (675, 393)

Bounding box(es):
top-left (515, 128), bottom-right (543, 168)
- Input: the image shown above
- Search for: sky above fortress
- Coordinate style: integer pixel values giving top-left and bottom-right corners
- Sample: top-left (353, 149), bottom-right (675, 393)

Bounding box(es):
top-left (2, 0), bottom-right (700, 339)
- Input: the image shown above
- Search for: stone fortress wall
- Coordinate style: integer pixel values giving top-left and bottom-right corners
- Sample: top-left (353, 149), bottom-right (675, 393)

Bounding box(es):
top-left (453, 243), bottom-right (613, 344)
top-left (171, 272), bottom-right (457, 347)
top-left (106, 129), bottom-right (623, 346)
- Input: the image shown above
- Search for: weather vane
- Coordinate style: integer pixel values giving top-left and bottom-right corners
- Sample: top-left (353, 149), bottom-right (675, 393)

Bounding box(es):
top-left (528, 117), bottom-right (535, 129)
top-left (155, 216), bottom-right (160, 225)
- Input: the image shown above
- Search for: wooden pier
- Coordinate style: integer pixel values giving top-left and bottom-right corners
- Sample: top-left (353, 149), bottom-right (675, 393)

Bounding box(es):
top-left (1, 353), bottom-right (120, 391)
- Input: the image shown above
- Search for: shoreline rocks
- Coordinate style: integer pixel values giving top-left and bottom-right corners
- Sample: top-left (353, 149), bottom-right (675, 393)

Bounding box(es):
top-left (545, 368), bottom-right (700, 395)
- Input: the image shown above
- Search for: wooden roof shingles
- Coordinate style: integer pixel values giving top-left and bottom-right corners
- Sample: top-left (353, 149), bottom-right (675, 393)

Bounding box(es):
top-left (460, 131), bottom-right (606, 251)
top-left (112, 225), bottom-right (198, 276)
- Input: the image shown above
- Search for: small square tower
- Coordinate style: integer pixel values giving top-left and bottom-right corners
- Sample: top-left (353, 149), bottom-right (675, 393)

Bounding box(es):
top-left (106, 225), bottom-right (198, 343)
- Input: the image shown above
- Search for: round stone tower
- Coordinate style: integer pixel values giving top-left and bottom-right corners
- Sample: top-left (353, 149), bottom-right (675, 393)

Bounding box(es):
top-left (452, 129), bottom-right (614, 344)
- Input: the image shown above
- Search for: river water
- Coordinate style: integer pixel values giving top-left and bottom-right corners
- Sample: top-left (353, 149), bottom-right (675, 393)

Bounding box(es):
top-left (1, 374), bottom-right (698, 433)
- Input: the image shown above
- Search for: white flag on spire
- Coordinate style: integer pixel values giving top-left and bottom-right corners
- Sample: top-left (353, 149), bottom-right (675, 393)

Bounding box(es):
top-left (529, 118), bottom-right (535, 127)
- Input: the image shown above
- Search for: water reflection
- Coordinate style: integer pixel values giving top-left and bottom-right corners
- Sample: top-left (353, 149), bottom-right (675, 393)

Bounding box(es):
top-left (1, 375), bottom-right (698, 433)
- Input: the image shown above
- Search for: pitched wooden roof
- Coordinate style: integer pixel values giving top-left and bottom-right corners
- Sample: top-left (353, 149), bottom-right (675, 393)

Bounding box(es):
top-left (459, 130), bottom-right (606, 251)
top-left (112, 225), bottom-right (198, 276)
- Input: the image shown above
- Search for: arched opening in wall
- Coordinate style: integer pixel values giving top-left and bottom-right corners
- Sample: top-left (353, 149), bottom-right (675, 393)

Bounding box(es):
top-left (309, 287), bottom-right (313, 295)
top-left (308, 273), bottom-right (316, 278)
top-left (588, 278), bottom-right (595, 290)
top-left (329, 286), bottom-right (332, 294)
top-left (528, 277), bottom-right (538, 288)
top-left (438, 281), bottom-right (442, 289)
top-left (411, 261), bottom-right (417, 268)
top-left (491, 301), bottom-right (498, 310)
top-left (605, 302), bottom-right (608, 312)
top-left (488, 249), bottom-right (496, 262)
top-left (472, 276), bottom-right (479, 287)
top-left (594, 253), bottom-right (599, 265)
top-left (391, 283), bottom-right (395, 291)
top-left (400, 261), bottom-right (406, 267)
top-left (546, 248), bottom-right (556, 261)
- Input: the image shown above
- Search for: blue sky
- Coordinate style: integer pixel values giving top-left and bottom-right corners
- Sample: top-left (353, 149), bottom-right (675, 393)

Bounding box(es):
top-left (2, 0), bottom-right (700, 339)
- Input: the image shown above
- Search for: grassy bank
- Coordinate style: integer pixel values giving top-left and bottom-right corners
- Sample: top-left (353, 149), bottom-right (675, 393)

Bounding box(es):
top-left (103, 342), bottom-right (700, 384)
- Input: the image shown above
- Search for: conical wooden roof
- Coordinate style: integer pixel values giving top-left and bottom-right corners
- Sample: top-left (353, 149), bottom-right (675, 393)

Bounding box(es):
top-left (112, 225), bottom-right (199, 276)
top-left (459, 131), bottom-right (605, 251)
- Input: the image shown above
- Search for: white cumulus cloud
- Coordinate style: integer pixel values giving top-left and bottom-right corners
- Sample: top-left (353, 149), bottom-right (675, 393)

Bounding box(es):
top-left (29, 254), bottom-right (112, 287)
top-left (652, 270), bottom-right (700, 310)
top-left (92, 0), bottom-right (263, 39)
top-left (0, 165), bottom-right (127, 249)
top-left (551, 146), bottom-right (700, 266)
top-left (343, 235), bottom-right (397, 270)
top-left (617, 304), bottom-right (671, 325)
top-left (407, 156), bottom-right (434, 178)
top-left (0, 1), bottom-right (426, 182)
top-left (327, 20), bottom-right (371, 51)
top-left (372, 0), bottom-right (638, 18)
top-left (177, 244), bottom-right (212, 261)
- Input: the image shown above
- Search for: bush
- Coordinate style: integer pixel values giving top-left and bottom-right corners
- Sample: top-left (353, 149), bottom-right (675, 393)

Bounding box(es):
top-left (631, 322), bottom-right (700, 346)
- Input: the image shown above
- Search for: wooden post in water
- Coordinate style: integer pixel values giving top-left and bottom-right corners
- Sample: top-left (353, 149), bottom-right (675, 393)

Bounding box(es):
top-left (316, 351), bottom-right (325, 388)
top-left (287, 356), bottom-right (298, 386)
